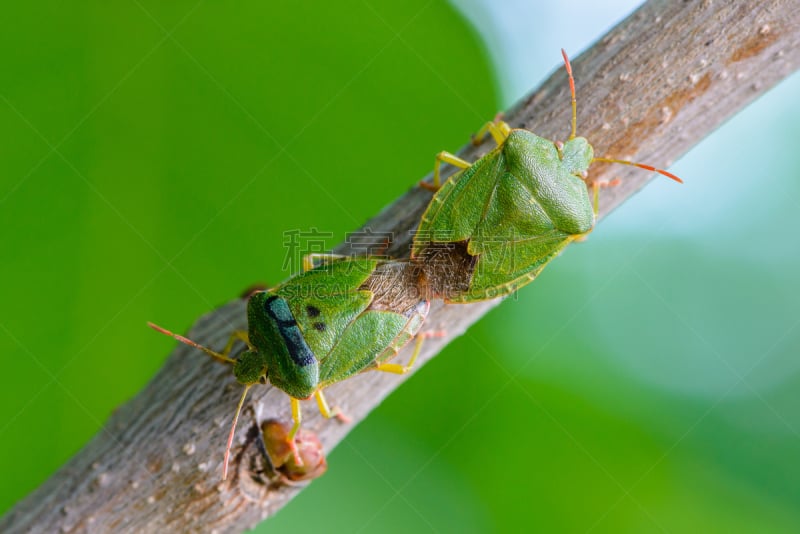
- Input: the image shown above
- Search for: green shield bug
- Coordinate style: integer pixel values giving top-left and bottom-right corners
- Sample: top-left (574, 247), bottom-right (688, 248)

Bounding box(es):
top-left (412, 49), bottom-right (682, 303)
top-left (150, 256), bottom-right (435, 479)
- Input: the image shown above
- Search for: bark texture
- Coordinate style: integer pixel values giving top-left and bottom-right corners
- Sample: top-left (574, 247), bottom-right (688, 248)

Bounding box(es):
top-left (3, 0), bottom-right (799, 532)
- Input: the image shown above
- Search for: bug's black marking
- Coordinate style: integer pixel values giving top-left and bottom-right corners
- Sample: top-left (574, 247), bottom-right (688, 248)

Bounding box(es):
top-left (264, 295), bottom-right (298, 327)
top-left (263, 295), bottom-right (280, 315)
top-left (313, 322), bottom-right (326, 332)
top-left (306, 305), bottom-right (321, 317)
top-left (265, 296), bottom-right (315, 367)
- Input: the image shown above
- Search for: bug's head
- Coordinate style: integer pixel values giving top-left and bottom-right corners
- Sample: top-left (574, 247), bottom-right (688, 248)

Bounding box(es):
top-left (560, 136), bottom-right (593, 176)
top-left (233, 350), bottom-right (268, 386)
top-left (558, 50), bottom-right (683, 186)
top-left (246, 290), bottom-right (320, 400)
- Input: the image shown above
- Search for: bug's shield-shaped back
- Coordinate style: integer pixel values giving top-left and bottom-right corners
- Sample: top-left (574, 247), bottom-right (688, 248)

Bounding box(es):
top-left (413, 130), bottom-right (595, 302)
top-left (414, 147), bottom-right (507, 251)
top-left (318, 310), bottom-right (410, 387)
top-left (245, 258), bottom-right (379, 399)
top-left (316, 264), bottom-right (429, 388)
top-left (500, 131), bottom-right (593, 236)
top-left (277, 258), bottom-right (378, 362)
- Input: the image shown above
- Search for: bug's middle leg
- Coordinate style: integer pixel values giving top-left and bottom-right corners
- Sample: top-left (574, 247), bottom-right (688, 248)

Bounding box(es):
top-left (287, 397), bottom-right (304, 466)
top-left (419, 151), bottom-right (472, 192)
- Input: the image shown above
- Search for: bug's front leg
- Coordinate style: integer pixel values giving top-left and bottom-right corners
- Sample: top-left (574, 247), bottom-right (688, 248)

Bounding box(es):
top-left (220, 329), bottom-right (254, 358)
top-left (302, 253), bottom-right (348, 272)
top-left (419, 151), bottom-right (472, 192)
top-left (471, 117), bottom-right (512, 147)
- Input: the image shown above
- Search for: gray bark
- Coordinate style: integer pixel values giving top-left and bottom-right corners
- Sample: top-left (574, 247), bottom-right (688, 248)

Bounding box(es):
top-left (3, 0), bottom-right (799, 532)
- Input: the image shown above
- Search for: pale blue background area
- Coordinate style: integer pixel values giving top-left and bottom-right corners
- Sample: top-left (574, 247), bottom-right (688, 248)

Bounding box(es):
top-left (458, 0), bottom-right (800, 401)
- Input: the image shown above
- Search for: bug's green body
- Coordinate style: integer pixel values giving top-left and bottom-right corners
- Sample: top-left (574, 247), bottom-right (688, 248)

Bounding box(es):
top-left (150, 256), bottom-right (430, 478)
top-left (412, 49), bottom-right (680, 303)
top-left (151, 50), bottom-right (679, 479)
top-left (240, 257), bottom-right (428, 399)
top-left (413, 130), bottom-right (595, 302)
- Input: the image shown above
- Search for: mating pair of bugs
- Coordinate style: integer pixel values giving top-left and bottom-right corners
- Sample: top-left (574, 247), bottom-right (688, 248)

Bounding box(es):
top-left (150, 50), bottom-right (681, 480)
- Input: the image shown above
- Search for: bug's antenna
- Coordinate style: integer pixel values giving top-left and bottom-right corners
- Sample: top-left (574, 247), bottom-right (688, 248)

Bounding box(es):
top-left (148, 322), bottom-right (236, 364)
top-left (561, 49), bottom-right (577, 141)
top-left (592, 157), bottom-right (683, 183)
top-left (222, 384), bottom-right (251, 480)
top-left (557, 49), bottom-right (681, 184)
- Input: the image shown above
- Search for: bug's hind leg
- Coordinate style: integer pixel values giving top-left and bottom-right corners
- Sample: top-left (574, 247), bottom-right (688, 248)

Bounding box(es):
top-left (373, 330), bottom-right (447, 374)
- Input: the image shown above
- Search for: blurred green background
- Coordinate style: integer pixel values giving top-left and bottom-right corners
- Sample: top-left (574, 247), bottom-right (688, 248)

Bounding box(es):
top-left (2, 1), bottom-right (799, 532)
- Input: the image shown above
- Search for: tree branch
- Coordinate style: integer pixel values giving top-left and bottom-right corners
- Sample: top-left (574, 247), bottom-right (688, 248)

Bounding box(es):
top-left (4, 0), bottom-right (799, 532)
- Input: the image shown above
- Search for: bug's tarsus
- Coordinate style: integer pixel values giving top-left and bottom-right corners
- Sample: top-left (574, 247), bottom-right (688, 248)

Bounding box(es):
top-left (595, 178), bottom-right (622, 189)
top-left (418, 180), bottom-right (440, 192)
top-left (561, 48), bottom-right (577, 141)
top-left (421, 330), bottom-right (447, 339)
top-left (371, 236), bottom-right (392, 258)
top-left (315, 390), bottom-right (351, 423)
top-left (332, 408), bottom-right (351, 424)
